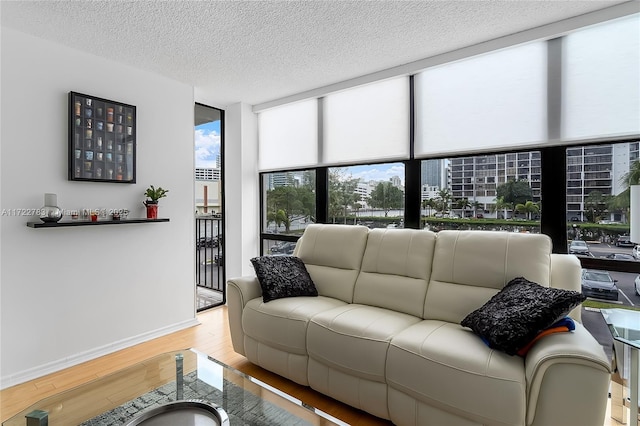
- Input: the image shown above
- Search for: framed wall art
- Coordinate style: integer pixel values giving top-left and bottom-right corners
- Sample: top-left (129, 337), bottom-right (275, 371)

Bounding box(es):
top-left (68, 92), bottom-right (136, 183)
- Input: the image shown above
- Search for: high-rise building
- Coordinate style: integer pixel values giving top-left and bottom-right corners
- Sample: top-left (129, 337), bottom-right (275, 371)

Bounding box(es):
top-left (566, 143), bottom-right (638, 221)
top-left (449, 152), bottom-right (542, 217)
top-left (389, 175), bottom-right (403, 189)
top-left (446, 143), bottom-right (637, 220)
top-left (421, 159), bottom-right (442, 188)
top-left (267, 171), bottom-right (304, 190)
top-left (195, 167), bottom-right (220, 181)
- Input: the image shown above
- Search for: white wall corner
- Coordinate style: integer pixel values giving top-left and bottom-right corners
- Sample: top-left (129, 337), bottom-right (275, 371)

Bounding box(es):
top-left (224, 103), bottom-right (259, 280)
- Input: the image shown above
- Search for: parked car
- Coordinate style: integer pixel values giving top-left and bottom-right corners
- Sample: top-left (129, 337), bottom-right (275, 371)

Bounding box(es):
top-left (603, 253), bottom-right (636, 261)
top-left (270, 242), bottom-right (296, 255)
top-left (634, 274), bottom-right (640, 296)
top-left (214, 252), bottom-right (223, 265)
top-left (616, 235), bottom-right (634, 247)
top-left (633, 245), bottom-right (640, 260)
top-left (581, 269), bottom-right (619, 301)
top-left (569, 240), bottom-right (590, 255)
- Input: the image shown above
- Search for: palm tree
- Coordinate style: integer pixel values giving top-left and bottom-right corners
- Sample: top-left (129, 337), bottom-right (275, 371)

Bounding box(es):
top-left (435, 189), bottom-right (452, 215)
top-left (492, 196), bottom-right (512, 220)
top-left (456, 198), bottom-right (471, 218)
top-left (515, 201), bottom-right (540, 220)
top-left (422, 198), bottom-right (436, 217)
top-left (471, 201), bottom-right (483, 218)
top-left (621, 160), bottom-right (640, 187)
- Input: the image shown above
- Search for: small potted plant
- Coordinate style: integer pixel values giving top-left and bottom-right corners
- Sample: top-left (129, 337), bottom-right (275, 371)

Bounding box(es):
top-left (144, 185), bottom-right (169, 219)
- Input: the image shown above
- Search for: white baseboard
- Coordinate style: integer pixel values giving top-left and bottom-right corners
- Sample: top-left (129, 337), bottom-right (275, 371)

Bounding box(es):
top-left (0, 317), bottom-right (200, 390)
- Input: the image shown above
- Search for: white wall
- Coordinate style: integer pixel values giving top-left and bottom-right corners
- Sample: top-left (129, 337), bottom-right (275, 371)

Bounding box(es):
top-left (224, 103), bottom-right (260, 279)
top-left (0, 28), bottom-right (197, 387)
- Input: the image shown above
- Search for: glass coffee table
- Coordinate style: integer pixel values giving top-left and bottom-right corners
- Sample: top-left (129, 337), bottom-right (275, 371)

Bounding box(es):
top-left (601, 308), bottom-right (640, 426)
top-left (2, 349), bottom-right (347, 425)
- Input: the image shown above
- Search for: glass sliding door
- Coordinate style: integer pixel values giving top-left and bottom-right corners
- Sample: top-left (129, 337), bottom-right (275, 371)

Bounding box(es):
top-left (195, 103), bottom-right (224, 311)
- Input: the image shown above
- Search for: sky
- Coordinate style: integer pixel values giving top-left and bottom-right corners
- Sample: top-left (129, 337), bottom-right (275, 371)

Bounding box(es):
top-left (340, 163), bottom-right (405, 186)
top-left (195, 120), bottom-right (221, 168)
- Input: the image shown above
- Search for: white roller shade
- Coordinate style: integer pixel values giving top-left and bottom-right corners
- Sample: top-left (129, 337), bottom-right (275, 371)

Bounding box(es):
top-left (258, 99), bottom-right (317, 171)
top-left (414, 42), bottom-right (547, 157)
top-left (563, 14), bottom-right (640, 140)
top-left (323, 77), bottom-right (410, 165)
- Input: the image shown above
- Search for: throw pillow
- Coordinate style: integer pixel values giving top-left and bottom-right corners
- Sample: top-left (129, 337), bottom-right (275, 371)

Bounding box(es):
top-left (460, 277), bottom-right (585, 355)
top-left (250, 256), bottom-right (318, 303)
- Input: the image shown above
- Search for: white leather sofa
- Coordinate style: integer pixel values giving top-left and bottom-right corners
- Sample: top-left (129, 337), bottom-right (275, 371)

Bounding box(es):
top-left (227, 224), bottom-right (611, 426)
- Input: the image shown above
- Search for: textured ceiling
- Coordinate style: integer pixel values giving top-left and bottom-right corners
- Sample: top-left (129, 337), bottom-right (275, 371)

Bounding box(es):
top-left (0, 0), bottom-right (631, 107)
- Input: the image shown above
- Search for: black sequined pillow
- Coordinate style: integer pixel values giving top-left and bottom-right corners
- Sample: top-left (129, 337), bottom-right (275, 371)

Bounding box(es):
top-left (461, 277), bottom-right (586, 355)
top-left (250, 256), bottom-right (318, 303)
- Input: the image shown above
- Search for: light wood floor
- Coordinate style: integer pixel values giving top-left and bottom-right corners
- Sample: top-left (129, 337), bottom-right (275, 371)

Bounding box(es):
top-left (0, 305), bottom-right (627, 426)
top-left (0, 306), bottom-right (390, 425)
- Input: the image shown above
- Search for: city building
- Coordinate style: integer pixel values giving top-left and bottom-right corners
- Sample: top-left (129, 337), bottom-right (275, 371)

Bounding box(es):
top-left (195, 167), bottom-right (221, 181)
top-left (266, 171), bottom-right (304, 190)
top-left (421, 159), bottom-right (445, 188)
top-left (567, 142), bottom-right (639, 222)
top-left (449, 152), bottom-right (542, 217)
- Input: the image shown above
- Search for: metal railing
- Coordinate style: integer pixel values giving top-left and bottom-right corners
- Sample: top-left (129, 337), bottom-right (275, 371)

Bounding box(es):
top-left (196, 216), bottom-right (224, 309)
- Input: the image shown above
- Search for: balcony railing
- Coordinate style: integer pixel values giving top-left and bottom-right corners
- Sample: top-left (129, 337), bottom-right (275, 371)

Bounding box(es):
top-left (196, 216), bottom-right (224, 311)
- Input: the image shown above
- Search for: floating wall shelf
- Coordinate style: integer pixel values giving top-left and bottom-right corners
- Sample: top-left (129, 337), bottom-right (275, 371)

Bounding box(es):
top-left (27, 218), bottom-right (170, 228)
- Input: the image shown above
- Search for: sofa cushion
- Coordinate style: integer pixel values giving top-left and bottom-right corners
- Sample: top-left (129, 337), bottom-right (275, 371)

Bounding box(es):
top-left (295, 224), bottom-right (369, 303)
top-left (460, 277), bottom-right (586, 355)
top-left (307, 304), bottom-right (422, 382)
top-left (243, 296), bottom-right (347, 355)
top-left (426, 230), bottom-right (553, 324)
top-left (354, 228), bottom-right (436, 317)
top-left (250, 255), bottom-right (318, 302)
top-left (387, 320), bottom-right (526, 425)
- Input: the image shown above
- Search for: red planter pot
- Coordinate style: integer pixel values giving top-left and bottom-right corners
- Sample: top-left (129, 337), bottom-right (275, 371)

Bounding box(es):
top-left (145, 203), bottom-right (158, 219)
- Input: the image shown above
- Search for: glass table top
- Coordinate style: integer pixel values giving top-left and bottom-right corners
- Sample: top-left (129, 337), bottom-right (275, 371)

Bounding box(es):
top-left (601, 308), bottom-right (640, 350)
top-left (3, 349), bottom-right (346, 426)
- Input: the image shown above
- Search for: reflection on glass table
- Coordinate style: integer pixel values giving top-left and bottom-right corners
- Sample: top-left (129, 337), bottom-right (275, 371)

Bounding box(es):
top-left (2, 348), bottom-right (347, 426)
top-left (601, 309), bottom-right (640, 425)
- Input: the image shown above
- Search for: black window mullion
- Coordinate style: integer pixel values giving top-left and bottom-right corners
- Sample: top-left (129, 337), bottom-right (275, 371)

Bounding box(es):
top-left (541, 146), bottom-right (567, 253)
top-left (315, 167), bottom-right (328, 224)
top-left (404, 160), bottom-right (421, 229)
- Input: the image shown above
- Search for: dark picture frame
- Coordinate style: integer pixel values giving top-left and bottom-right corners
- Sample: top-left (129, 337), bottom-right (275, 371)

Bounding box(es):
top-left (68, 92), bottom-right (136, 183)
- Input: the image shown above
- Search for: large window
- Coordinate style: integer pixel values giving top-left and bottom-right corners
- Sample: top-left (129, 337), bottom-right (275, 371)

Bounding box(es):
top-left (257, 13), bottom-right (640, 271)
top-left (328, 163), bottom-right (405, 228)
top-left (421, 152), bottom-right (541, 233)
top-left (262, 170), bottom-right (316, 236)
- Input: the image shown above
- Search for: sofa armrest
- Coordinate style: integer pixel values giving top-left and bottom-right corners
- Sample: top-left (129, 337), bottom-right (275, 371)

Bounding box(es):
top-left (524, 323), bottom-right (611, 426)
top-left (550, 253), bottom-right (582, 322)
top-left (227, 276), bottom-right (262, 356)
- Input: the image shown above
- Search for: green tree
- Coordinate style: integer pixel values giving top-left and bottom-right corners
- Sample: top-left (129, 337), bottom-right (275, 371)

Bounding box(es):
top-left (610, 160), bottom-right (640, 222)
top-left (266, 183), bottom-right (315, 233)
top-left (368, 182), bottom-right (404, 217)
top-left (515, 200), bottom-right (540, 220)
top-left (622, 160), bottom-right (640, 187)
top-left (496, 179), bottom-right (532, 206)
top-left (266, 209), bottom-right (288, 231)
top-left (584, 190), bottom-right (608, 223)
top-left (422, 198), bottom-right (436, 216)
top-left (456, 198), bottom-right (471, 218)
top-left (491, 196), bottom-right (512, 219)
top-left (471, 201), bottom-right (483, 217)
top-left (434, 188), bottom-right (452, 215)
top-left (329, 169), bottom-right (360, 224)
